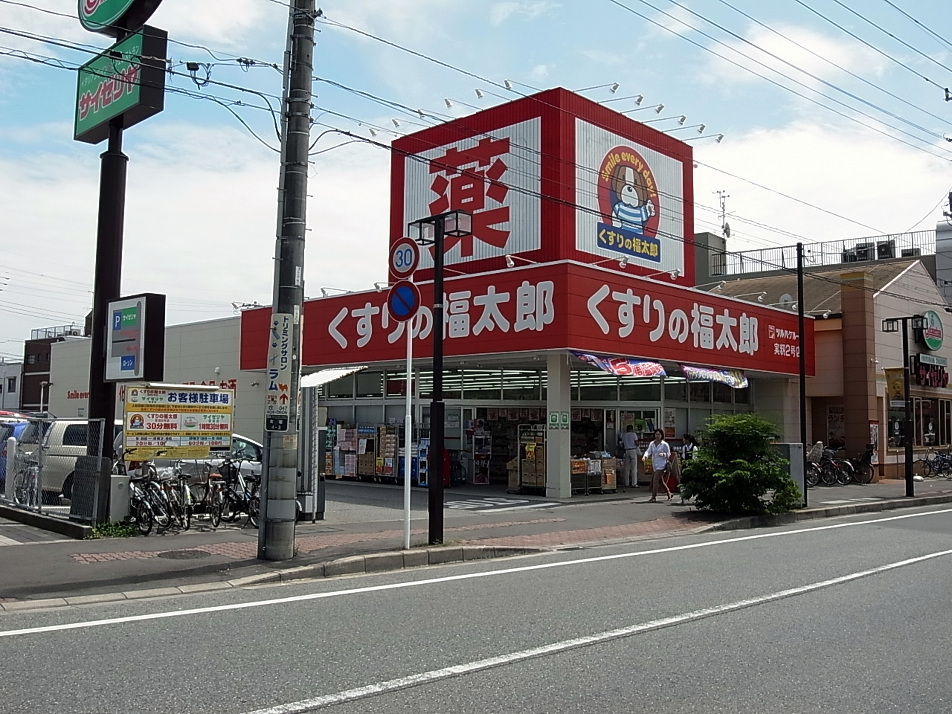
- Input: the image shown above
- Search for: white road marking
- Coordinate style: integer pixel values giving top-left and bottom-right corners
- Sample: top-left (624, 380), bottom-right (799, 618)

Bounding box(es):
top-left (1, 505), bottom-right (951, 640)
top-left (0, 534), bottom-right (19, 546)
top-left (446, 497), bottom-right (555, 512)
top-left (240, 547), bottom-right (952, 713)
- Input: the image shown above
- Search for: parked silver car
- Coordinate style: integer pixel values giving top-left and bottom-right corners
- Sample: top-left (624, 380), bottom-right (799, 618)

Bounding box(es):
top-left (38, 419), bottom-right (122, 502)
top-left (115, 432), bottom-right (263, 483)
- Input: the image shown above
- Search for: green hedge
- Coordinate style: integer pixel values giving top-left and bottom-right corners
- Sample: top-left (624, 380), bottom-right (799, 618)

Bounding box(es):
top-left (680, 413), bottom-right (801, 515)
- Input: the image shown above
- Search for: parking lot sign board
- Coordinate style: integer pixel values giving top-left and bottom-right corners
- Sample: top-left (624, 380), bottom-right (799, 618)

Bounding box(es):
top-left (123, 385), bottom-right (234, 460)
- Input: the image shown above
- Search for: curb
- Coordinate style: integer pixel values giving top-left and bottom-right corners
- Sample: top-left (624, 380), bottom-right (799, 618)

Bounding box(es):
top-left (0, 545), bottom-right (543, 612)
top-left (0, 502), bottom-right (92, 540)
top-left (709, 493), bottom-right (952, 532)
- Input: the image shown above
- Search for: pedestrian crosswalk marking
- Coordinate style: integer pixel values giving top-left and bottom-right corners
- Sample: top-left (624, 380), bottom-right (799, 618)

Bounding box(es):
top-left (445, 497), bottom-right (556, 512)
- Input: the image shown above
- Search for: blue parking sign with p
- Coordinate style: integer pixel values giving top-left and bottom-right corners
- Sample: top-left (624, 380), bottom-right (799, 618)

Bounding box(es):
top-left (113, 311), bottom-right (123, 330)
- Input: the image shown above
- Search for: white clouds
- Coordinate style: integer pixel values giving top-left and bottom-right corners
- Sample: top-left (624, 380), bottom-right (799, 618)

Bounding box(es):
top-left (649, 4), bottom-right (700, 38)
top-left (489, 1), bottom-right (558, 27)
top-left (693, 120), bottom-right (949, 252)
top-left (700, 24), bottom-right (885, 91)
top-left (527, 64), bottom-right (550, 81)
top-left (150, 0), bottom-right (279, 49)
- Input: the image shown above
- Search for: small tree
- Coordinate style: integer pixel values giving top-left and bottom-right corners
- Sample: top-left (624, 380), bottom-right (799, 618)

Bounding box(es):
top-left (680, 413), bottom-right (801, 515)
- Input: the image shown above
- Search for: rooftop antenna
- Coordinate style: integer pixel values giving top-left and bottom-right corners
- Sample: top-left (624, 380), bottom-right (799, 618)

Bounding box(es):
top-left (716, 190), bottom-right (731, 240)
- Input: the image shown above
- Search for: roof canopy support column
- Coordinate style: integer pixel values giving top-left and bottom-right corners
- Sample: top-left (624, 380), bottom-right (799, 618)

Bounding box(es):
top-left (546, 352), bottom-right (572, 498)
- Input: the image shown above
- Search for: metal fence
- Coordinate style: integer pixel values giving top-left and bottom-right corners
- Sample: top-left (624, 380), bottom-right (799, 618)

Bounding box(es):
top-left (1, 417), bottom-right (109, 521)
top-left (719, 230), bottom-right (936, 277)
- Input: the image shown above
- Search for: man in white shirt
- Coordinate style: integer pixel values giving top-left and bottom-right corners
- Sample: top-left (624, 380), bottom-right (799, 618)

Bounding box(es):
top-left (620, 425), bottom-right (641, 487)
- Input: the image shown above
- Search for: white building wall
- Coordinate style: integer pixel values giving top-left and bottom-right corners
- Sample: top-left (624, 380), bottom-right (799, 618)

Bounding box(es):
top-left (0, 360), bottom-right (23, 411)
top-left (48, 317), bottom-right (267, 440)
top-left (874, 262), bottom-right (952, 372)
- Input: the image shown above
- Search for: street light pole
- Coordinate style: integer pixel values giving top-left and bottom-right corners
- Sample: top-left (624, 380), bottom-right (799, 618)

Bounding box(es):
top-left (430, 217), bottom-right (446, 545)
top-left (797, 243), bottom-right (807, 507)
top-left (883, 314), bottom-right (923, 498)
top-left (407, 210), bottom-right (472, 545)
top-left (901, 318), bottom-right (914, 498)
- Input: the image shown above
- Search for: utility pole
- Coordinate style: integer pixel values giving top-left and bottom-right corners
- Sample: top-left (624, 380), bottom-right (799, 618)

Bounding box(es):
top-left (258, 0), bottom-right (316, 561)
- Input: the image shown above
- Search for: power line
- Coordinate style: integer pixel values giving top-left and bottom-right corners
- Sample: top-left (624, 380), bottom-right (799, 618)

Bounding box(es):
top-left (879, 0), bottom-right (952, 55)
top-left (791, 0), bottom-right (948, 93)
top-left (711, 0), bottom-right (952, 129)
top-left (829, 0), bottom-right (952, 78)
top-left (615, 0), bottom-right (951, 158)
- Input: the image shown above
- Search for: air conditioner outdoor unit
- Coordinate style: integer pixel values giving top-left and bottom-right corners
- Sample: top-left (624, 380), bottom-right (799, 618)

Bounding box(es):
top-left (901, 248), bottom-right (921, 257)
top-left (841, 248), bottom-right (857, 263)
top-left (877, 240), bottom-right (895, 259)
top-left (854, 243), bottom-right (874, 261)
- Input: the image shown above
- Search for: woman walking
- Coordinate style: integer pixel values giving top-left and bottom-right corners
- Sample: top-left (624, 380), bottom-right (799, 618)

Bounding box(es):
top-left (643, 429), bottom-right (672, 502)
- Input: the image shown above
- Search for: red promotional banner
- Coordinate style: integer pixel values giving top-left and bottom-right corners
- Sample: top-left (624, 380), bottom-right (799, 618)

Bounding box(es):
top-left (240, 262), bottom-right (814, 376)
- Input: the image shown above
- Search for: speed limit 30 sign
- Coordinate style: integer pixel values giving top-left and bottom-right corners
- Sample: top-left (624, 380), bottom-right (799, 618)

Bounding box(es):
top-left (390, 237), bottom-right (420, 279)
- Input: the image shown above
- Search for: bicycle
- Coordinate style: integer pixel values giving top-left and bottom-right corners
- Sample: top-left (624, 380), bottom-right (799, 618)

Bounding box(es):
top-left (156, 463), bottom-right (192, 531)
top-left (912, 450), bottom-right (952, 478)
top-left (13, 454), bottom-right (40, 508)
top-left (848, 444), bottom-right (876, 485)
top-left (218, 457), bottom-right (259, 528)
top-left (190, 463), bottom-right (225, 528)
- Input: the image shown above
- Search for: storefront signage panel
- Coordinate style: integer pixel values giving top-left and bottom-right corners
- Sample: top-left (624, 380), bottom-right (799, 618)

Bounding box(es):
top-left (241, 263), bottom-right (812, 376)
top-left (916, 310), bottom-right (944, 351)
top-left (566, 265), bottom-right (813, 376)
top-left (574, 120), bottom-right (686, 279)
top-left (913, 355), bottom-right (949, 387)
top-left (398, 118), bottom-right (542, 274)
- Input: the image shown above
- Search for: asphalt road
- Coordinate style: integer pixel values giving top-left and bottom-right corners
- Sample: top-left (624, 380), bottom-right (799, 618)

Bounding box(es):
top-left (2, 504), bottom-right (952, 713)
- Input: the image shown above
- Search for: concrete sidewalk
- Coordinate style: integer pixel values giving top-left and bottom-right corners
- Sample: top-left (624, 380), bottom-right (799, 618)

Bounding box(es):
top-left (1, 477), bottom-right (951, 610)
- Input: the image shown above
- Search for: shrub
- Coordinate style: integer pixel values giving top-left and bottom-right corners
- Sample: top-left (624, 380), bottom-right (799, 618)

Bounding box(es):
top-left (86, 521), bottom-right (137, 539)
top-left (680, 413), bottom-right (801, 515)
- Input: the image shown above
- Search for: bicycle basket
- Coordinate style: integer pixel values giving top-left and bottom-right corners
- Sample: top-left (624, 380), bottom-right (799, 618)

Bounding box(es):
top-left (806, 441), bottom-right (823, 461)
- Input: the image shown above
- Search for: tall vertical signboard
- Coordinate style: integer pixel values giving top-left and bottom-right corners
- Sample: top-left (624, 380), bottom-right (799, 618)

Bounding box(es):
top-left (75, 0), bottom-right (166, 524)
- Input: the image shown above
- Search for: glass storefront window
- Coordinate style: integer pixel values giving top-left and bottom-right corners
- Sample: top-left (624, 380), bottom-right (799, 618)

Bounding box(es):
top-left (386, 370), bottom-right (411, 397)
top-left (578, 370), bottom-right (617, 400)
top-left (356, 371), bottom-right (382, 397)
top-left (664, 378), bottom-right (687, 402)
top-left (734, 387), bottom-right (750, 404)
top-left (419, 369), bottom-right (463, 399)
top-left (619, 377), bottom-right (660, 401)
top-left (712, 382), bottom-right (733, 404)
top-left (503, 370), bottom-right (542, 400)
top-left (326, 374), bottom-right (354, 399)
top-left (463, 369), bottom-right (502, 400)
top-left (689, 381), bottom-right (711, 403)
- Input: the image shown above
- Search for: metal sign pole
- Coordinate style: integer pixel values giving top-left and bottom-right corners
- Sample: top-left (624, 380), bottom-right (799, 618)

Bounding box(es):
top-left (403, 310), bottom-right (414, 550)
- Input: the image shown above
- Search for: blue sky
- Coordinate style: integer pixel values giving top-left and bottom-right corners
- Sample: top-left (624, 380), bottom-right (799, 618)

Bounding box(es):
top-left (1, 0), bottom-right (950, 362)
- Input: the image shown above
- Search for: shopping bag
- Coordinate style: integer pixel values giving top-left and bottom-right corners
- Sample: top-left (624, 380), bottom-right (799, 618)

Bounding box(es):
top-left (668, 452), bottom-right (682, 482)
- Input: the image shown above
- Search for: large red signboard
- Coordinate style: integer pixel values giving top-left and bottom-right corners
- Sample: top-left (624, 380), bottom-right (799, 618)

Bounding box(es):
top-left (390, 88), bottom-right (694, 286)
top-left (241, 262), bottom-right (814, 377)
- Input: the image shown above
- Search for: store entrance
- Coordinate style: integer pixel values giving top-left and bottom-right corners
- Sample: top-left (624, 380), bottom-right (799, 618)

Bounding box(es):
top-left (465, 407), bottom-right (545, 486)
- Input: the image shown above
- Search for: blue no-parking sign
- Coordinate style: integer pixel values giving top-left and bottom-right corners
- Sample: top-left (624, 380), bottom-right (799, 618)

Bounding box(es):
top-left (387, 280), bottom-right (421, 322)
